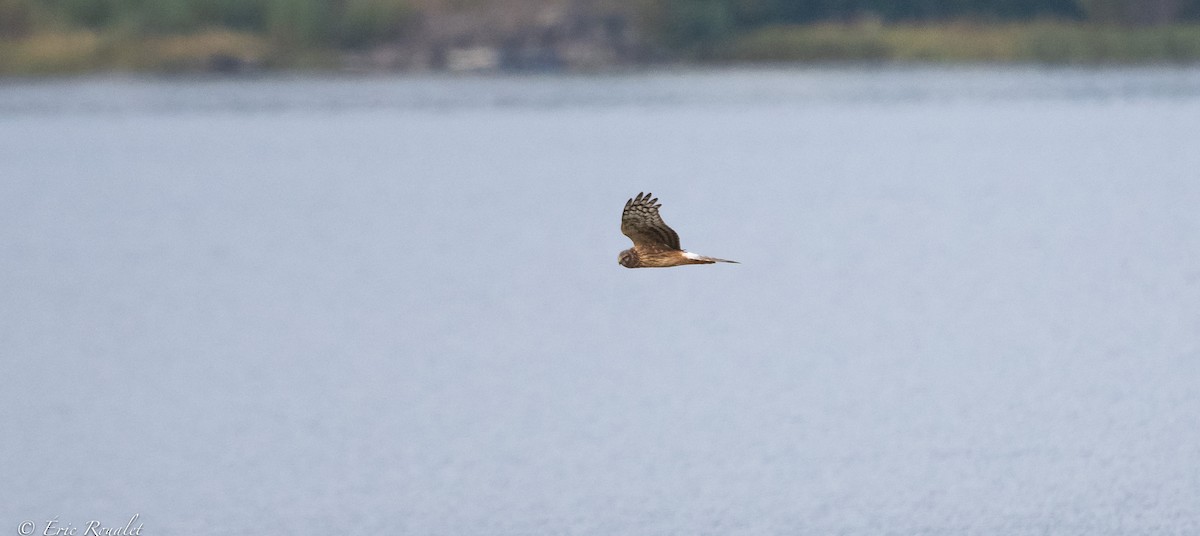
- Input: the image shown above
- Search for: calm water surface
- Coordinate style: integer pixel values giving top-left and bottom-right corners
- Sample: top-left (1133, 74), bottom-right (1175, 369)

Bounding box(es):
top-left (2, 67), bottom-right (1200, 535)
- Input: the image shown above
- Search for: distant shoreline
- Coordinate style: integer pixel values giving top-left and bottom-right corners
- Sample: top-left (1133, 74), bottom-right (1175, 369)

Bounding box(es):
top-left (3, 22), bottom-right (1200, 76)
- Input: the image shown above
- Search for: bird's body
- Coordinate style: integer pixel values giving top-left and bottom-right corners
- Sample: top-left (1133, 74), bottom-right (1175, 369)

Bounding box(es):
top-left (618, 192), bottom-right (737, 268)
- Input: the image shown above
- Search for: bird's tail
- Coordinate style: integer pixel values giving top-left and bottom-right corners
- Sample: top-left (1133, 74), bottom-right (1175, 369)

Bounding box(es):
top-left (683, 251), bottom-right (739, 264)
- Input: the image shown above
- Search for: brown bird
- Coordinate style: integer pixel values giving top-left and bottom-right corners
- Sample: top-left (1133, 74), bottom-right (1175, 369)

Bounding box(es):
top-left (618, 192), bottom-right (738, 268)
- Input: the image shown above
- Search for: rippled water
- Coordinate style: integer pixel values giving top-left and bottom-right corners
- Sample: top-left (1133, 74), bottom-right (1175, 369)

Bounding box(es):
top-left (2, 67), bottom-right (1199, 535)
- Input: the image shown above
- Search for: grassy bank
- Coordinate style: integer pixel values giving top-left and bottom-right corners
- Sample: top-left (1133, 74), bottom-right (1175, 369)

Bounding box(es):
top-left (0, 29), bottom-right (288, 74)
top-left (2, 21), bottom-right (1200, 75)
top-left (722, 22), bottom-right (1200, 64)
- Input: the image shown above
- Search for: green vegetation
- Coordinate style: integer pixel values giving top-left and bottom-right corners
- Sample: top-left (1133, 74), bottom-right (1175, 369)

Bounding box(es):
top-left (0, 0), bottom-right (414, 73)
top-left (1023, 23), bottom-right (1200, 62)
top-left (1, 0), bottom-right (1199, 74)
top-left (721, 22), bottom-right (1200, 63)
top-left (0, 0), bottom-right (416, 47)
top-left (0, 29), bottom-right (280, 74)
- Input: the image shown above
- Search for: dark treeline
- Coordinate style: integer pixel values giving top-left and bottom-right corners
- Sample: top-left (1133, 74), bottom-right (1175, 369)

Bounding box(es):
top-left (5, 0), bottom-right (1200, 44)
top-left (0, 0), bottom-right (417, 46)
top-left (3, 0), bottom-right (1200, 72)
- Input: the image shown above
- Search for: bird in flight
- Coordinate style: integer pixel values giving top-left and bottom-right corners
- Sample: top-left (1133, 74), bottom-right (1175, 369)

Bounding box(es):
top-left (618, 192), bottom-right (738, 268)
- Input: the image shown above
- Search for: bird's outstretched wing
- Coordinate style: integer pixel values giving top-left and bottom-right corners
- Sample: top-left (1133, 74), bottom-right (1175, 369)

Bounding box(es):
top-left (621, 192), bottom-right (681, 250)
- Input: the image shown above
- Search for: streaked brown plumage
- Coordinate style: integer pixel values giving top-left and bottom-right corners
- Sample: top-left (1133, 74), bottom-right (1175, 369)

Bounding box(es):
top-left (618, 192), bottom-right (738, 268)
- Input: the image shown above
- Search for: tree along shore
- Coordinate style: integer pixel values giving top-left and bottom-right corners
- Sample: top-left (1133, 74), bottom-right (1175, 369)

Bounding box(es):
top-left (3, 0), bottom-right (1200, 75)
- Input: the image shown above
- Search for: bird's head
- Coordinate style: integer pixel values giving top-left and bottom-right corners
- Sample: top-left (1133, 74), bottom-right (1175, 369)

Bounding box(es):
top-left (618, 249), bottom-right (639, 268)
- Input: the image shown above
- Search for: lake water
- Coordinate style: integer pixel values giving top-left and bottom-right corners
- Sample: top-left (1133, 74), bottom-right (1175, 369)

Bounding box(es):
top-left (2, 67), bottom-right (1199, 535)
